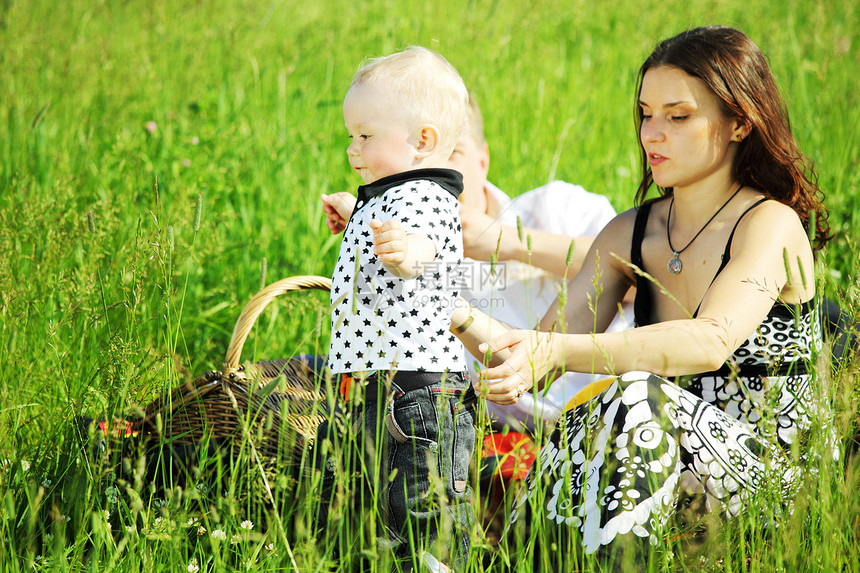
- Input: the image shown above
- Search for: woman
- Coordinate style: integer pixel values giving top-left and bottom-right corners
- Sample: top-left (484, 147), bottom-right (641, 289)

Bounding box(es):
top-left (449, 26), bottom-right (831, 557)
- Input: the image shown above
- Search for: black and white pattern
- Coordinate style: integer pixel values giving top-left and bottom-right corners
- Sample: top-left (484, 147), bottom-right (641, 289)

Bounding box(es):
top-left (328, 169), bottom-right (467, 374)
top-left (506, 301), bottom-right (828, 553)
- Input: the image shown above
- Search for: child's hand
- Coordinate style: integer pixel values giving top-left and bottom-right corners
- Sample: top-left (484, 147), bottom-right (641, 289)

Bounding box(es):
top-left (321, 193), bottom-right (357, 234)
top-left (370, 219), bottom-right (409, 266)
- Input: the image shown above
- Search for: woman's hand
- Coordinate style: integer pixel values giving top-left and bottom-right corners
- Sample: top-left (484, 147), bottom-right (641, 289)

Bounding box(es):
top-left (478, 329), bottom-right (566, 404)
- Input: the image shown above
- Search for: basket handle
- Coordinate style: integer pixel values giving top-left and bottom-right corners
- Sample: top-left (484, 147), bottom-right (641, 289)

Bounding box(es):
top-left (224, 275), bottom-right (332, 371)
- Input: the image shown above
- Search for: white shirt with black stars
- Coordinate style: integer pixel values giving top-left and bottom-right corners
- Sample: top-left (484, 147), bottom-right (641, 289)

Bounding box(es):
top-left (327, 169), bottom-right (467, 375)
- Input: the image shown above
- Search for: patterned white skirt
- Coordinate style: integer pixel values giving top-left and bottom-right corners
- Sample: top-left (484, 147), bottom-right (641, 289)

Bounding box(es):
top-left (504, 371), bottom-right (800, 554)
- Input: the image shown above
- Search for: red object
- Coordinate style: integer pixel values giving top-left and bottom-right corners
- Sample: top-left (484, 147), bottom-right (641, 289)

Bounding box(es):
top-left (481, 432), bottom-right (537, 481)
top-left (97, 419), bottom-right (140, 438)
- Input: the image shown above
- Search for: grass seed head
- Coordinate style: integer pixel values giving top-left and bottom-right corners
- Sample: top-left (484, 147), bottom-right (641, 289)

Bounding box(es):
top-left (193, 194), bottom-right (203, 231)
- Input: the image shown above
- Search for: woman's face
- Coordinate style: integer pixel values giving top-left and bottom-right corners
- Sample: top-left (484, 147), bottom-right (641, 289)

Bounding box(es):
top-left (638, 66), bottom-right (743, 191)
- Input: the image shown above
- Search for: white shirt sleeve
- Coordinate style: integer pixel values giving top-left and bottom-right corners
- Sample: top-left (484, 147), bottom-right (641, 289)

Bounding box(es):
top-left (504, 180), bottom-right (617, 238)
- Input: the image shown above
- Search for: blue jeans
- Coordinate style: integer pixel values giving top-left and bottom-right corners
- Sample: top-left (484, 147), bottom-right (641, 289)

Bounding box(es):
top-left (314, 370), bottom-right (476, 567)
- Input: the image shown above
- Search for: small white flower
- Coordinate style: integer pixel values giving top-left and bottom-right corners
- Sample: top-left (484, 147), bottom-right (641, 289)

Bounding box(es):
top-left (231, 533), bottom-right (241, 545)
top-left (239, 519), bottom-right (253, 530)
top-left (186, 517), bottom-right (199, 527)
top-left (191, 136), bottom-right (200, 145)
top-left (211, 529), bottom-right (226, 541)
top-left (187, 558), bottom-right (199, 573)
top-left (153, 498), bottom-right (167, 508)
top-left (105, 486), bottom-right (119, 506)
top-left (102, 510), bottom-right (110, 520)
top-left (21, 460), bottom-right (31, 471)
top-left (41, 477), bottom-right (52, 488)
top-left (62, 514), bottom-right (71, 522)
top-left (126, 525), bottom-right (136, 534)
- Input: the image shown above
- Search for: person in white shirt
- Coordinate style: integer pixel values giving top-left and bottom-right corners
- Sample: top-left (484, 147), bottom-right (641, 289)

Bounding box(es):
top-left (447, 95), bottom-right (634, 433)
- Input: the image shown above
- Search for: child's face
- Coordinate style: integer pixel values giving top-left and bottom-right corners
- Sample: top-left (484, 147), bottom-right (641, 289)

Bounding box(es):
top-left (343, 83), bottom-right (418, 185)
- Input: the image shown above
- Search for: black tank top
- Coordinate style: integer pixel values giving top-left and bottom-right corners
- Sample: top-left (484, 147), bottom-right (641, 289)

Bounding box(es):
top-left (630, 197), bottom-right (769, 327)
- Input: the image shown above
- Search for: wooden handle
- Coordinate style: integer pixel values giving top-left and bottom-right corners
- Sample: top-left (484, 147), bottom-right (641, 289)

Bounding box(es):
top-left (224, 275), bottom-right (332, 370)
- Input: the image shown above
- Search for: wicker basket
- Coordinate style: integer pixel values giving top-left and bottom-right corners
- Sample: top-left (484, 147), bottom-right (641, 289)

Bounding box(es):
top-left (140, 275), bottom-right (332, 472)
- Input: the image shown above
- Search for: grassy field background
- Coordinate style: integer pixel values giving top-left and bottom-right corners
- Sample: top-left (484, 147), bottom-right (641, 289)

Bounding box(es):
top-left (1, 0), bottom-right (859, 571)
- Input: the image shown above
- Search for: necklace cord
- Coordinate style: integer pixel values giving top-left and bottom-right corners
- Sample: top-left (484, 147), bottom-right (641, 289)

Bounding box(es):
top-left (667, 184), bottom-right (744, 256)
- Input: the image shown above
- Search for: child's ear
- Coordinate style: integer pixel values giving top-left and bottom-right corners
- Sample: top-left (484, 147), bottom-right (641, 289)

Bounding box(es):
top-left (414, 124), bottom-right (440, 158)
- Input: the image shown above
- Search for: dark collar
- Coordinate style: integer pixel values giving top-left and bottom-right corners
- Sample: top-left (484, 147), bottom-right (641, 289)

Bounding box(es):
top-left (356, 168), bottom-right (463, 203)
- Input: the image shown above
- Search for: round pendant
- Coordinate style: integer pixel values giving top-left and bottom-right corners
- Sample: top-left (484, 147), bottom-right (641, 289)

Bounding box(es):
top-left (667, 257), bottom-right (682, 275)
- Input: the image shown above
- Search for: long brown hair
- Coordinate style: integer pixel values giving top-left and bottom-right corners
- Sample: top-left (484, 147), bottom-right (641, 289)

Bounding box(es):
top-left (634, 26), bottom-right (830, 249)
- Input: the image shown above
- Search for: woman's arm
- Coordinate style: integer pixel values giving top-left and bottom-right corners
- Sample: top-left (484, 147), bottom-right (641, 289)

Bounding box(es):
top-left (453, 212), bottom-right (636, 403)
top-left (449, 298), bottom-right (514, 368)
top-left (479, 201), bottom-right (814, 403)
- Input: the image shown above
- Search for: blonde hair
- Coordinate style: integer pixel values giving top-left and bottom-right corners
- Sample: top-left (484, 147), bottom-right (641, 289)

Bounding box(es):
top-left (351, 46), bottom-right (469, 156)
top-left (464, 92), bottom-right (486, 145)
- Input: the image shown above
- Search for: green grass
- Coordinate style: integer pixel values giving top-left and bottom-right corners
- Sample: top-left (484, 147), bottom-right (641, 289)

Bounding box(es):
top-left (1, 0), bottom-right (859, 570)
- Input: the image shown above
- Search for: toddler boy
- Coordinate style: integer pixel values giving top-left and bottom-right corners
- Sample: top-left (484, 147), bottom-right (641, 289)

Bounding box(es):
top-left (318, 46), bottom-right (475, 567)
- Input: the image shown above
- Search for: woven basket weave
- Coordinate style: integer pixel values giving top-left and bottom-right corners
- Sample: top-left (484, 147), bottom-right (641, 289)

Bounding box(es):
top-left (141, 275), bottom-right (332, 467)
